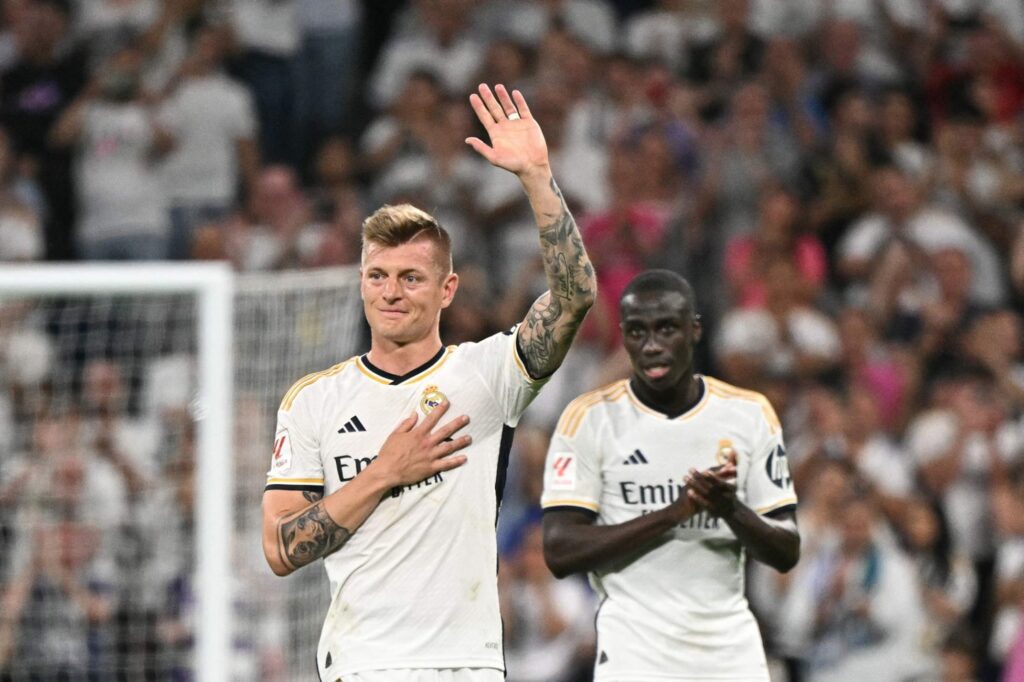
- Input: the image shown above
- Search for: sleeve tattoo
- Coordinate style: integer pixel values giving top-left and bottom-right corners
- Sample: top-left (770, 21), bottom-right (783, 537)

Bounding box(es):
top-left (277, 499), bottom-right (351, 570)
top-left (518, 178), bottom-right (596, 378)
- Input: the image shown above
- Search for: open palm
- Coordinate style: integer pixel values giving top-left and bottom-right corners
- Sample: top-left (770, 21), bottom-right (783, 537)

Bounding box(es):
top-left (466, 84), bottom-right (550, 176)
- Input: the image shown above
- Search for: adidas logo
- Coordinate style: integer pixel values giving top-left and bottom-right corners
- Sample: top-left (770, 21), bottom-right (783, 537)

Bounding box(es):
top-left (338, 416), bottom-right (366, 434)
top-left (623, 449), bottom-right (648, 465)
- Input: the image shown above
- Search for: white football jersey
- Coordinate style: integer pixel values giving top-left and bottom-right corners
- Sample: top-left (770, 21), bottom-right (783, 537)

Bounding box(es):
top-left (266, 328), bottom-right (548, 678)
top-left (541, 375), bottom-right (797, 681)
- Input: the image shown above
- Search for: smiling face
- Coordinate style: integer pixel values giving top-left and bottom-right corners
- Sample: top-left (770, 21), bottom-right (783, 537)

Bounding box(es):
top-left (361, 238), bottom-right (458, 347)
top-left (620, 289), bottom-right (702, 393)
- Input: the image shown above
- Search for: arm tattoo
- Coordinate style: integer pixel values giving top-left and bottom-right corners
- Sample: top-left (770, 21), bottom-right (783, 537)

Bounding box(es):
top-left (519, 178), bottom-right (597, 378)
top-left (277, 501), bottom-right (351, 571)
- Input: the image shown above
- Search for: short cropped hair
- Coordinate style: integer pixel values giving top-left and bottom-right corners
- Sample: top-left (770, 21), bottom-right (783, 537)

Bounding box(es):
top-left (620, 270), bottom-right (698, 317)
top-left (361, 204), bottom-right (453, 275)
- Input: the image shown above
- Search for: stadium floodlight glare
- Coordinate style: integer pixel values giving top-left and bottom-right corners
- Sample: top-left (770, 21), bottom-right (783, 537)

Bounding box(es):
top-left (0, 263), bottom-right (233, 682)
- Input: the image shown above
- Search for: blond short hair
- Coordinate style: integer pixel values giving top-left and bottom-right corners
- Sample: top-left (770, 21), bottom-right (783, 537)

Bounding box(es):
top-left (361, 204), bottom-right (453, 274)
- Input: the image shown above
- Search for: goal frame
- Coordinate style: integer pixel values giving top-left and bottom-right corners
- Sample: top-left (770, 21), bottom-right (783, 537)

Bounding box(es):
top-left (0, 263), bottom-right (234, 682)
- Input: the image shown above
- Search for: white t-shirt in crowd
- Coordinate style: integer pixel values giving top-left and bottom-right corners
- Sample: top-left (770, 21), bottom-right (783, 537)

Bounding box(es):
top-left (76, 102), bottom-right (168, 243)
top-left (716, 306), bottom-right (842, 373)
top-left (159, 73), bottom-right (256, 206)
top-left (991, 539), bottom-right (1024, 660)
top-left (491, 0), bottom-right (616, 52)
top-left (0, 208), bottom-right (42, 261)
top-left (230, 0), bottom-right (299, 56)
top-left (907, 409), bottom-right (1024, 560)
top-left (838, 208), bottom-right (1005, 304)
top-left (542, 376), bottom-right (797, 680)
top-left (369, 34), bottom-right (484, 108)
top-left (266, 329), bottom-right (548, 679)
top-left (297, 0), bottom-right (361, 32)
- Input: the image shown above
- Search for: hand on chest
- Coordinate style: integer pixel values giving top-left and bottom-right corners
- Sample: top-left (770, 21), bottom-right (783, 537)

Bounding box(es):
top-left (320, 379), bottom-right (498, 485)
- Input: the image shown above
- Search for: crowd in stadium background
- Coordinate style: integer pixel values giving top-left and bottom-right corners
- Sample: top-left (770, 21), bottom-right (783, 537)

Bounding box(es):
top-left (1, 0), bottom-right (1024, 680)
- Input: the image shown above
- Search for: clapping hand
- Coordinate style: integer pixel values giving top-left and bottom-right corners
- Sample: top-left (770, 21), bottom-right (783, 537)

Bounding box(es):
top-left (685, 462), bottom-right (738, 518)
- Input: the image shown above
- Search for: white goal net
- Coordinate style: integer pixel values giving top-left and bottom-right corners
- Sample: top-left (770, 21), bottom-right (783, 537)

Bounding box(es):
top-left (233, 267), bottom-right (364, 681)
top-left (0, 265), bottom-right (364, 682)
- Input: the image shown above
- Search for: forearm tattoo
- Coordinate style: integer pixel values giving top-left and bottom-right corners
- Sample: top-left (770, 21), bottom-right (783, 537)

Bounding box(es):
top-left (277, 500), bottom-right (351, 570)
top-left (519, 178), bottom-right (596, 377)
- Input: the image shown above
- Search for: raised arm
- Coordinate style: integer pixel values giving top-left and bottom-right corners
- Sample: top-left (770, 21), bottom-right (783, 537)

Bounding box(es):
top-left (466, 83), bottom-right (597, 379)
top-left (261, 402), bottom-right (471, 576)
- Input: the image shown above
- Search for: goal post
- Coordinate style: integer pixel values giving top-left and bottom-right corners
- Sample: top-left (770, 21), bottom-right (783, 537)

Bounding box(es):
top-left (0, 263), bottom-right (363, 681)
top-left (0, 263), bottom-right (234, 682)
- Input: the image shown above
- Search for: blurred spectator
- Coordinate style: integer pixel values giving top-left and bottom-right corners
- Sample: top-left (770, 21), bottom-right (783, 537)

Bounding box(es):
top-left (0, 519), bottom-right (116, 678)
top-left (302, 136), bottom-right (365, 267)
top-left (293, 0), bottom-right (362, 157)
top-left (908, 370), bottom-right (1022, 570)
top-left (360, 69), bottom-right (441, 176)
top-left (724, 184), bottom-right (826, 308)
top-left (716, 258), bottom-right (841, 385)
top-left (930, 105), bottom-right (1022, 244)
top-left (877, 87), bottom-right (932, 180)
top-left (990, 462), bottom-right (1024, 670)
top-left (79, 358), bottom-right (158, 496)
top-left (838, 165), bottom-right (1004, 306)
top-left (0, 0), bottom-right (86, 260)
top-left (836, 307), bottom-right (910, 430)
top-left (941, 627), bottom-right (982, 682)
top-left (500, 522), bottom-right (595, 682)
top-left (51, 47), bottom-right (174, 260)
top-left (963, 310), bottom-right (1024, 412)
top-left (900, 497), bottom-right (978, 672)
top-left (780, 496), bottom-right (932, 680)
top-left (563, 51), bottom-right (648, 153)
top-left (686, 0), bottom-right (764, 121)
top-left (623, 0), bottom-right (707, 71)
top-left (0, 125), bottom-right (43, 260)
top-left (802, 82), bottom-right (876, 254)
top-left (482, 0), bottom-right (615, 56)
top-left (534, 28), bottom-right (596, 106)
top-left (578, 143), bottom-right (672, 349)
top-left (75, 0), bottom-right (160, 71)
top-left (370, 0), bottom-right (484, 109)
top-left (228, 0), bottom-right (300, 166)
top-left (475, 40), bottom-right (531, 95)
top-left (927, 22), bottom-right (1024, 127)
top-left (371, 98), bottom-right (485, 267)
top-left (695, 80), bottom-right (801, 279)
top-left (223, 165), bottom-right (315, 271)
top-left (869, 245), bottom-right (982, 377)
top-left (159, 23), bottom-right (259, 260)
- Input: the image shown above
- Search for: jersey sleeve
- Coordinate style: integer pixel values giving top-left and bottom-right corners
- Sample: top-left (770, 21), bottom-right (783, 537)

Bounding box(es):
top-left (540, 398), bottom-right (603, 516)
top-left (265, 385), bottom-right (324, 494)
top-left (463, 326), bottom-right (551, 426)
top-left (744, 401), bottom-right (797, 517)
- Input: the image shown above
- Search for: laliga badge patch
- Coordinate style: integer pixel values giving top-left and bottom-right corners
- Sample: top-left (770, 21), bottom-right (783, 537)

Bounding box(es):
top-left (420, 385), bottom-right (446, 414)
top-left (549, 455), bottom-right (576, 491)
top-left (272, 430), bottom-right (292, 473)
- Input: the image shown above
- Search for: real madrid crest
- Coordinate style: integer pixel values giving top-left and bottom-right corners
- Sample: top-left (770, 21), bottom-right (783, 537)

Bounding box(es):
top-left (716, 439), bottom-right (737, 466)
top-left (420, 385), bottom-right (447, 414)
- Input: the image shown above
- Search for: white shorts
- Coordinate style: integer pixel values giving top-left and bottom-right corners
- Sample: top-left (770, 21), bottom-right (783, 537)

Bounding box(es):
top-left (330, 669), bottom-right (504, 682)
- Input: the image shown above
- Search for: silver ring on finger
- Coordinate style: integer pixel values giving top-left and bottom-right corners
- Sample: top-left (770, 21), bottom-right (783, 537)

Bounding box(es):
top-left (507, 112), bottom-right (521, 121)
